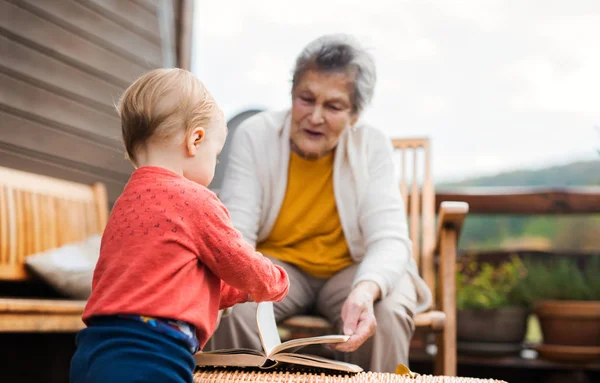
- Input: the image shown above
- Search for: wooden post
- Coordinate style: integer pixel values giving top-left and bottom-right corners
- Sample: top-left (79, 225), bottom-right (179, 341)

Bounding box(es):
top-left (436, 227), bottom-right (457, 376)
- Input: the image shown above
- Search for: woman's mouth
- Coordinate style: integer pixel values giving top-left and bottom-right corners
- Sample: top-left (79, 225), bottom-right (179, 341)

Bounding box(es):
top-left (303, 129), bottom-right (324, 138)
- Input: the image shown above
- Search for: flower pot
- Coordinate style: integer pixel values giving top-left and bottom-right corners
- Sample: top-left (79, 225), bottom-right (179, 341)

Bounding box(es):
top-left (534, 300), bottom-right (600, 347)
top-left (457, 306), bottom-right (529, 356)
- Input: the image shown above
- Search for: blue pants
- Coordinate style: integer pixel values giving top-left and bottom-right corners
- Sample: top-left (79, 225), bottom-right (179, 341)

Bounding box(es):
top-left (70, 317), bottom-right (195, 383)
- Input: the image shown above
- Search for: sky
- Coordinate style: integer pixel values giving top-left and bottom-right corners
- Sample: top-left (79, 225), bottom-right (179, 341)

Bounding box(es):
top-left (191, 0), bottom-right (600, 183)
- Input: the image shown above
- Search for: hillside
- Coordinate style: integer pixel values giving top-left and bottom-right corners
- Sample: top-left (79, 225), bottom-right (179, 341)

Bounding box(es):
top-left (439, 160), bottom-right (600, 252)
top-left (439, 160), bottom-right (600, 189)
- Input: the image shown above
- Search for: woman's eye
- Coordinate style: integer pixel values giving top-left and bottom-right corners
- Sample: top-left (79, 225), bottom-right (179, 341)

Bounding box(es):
top-left (328, 105), bottom-right (342, 111)
top-left (300, 96), bottom-right (314, 103)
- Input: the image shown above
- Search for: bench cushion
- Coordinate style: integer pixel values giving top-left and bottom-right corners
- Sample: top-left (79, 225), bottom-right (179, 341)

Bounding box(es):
top-left (24, 235), bottom-right (101, 299)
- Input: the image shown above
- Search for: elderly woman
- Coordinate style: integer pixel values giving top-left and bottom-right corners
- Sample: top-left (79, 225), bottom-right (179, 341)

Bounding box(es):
top-left (207, 34), bottom-right (431, 372)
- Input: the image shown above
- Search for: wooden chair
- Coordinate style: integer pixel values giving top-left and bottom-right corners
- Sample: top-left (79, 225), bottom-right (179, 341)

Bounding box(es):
top-left (0, 165), bottom-right (108, 332)
top-left (280, 138), bottom-right (469, 376)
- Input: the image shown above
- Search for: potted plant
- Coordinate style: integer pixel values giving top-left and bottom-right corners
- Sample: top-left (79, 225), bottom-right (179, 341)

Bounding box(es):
top-left (456, 255), bottom-right (530, 356)
top-left (517, 256), bottom-right (600, 362)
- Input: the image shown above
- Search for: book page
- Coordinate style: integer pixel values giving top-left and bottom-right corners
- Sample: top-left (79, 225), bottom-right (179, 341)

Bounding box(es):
top-left (271, 334), bottom-right (349, 356)
top-left (194, 350), bottom-right (266, 368)
top-left (256, 301), bottom-right (282, 357)
top-left (197, 348), bottom-right (265, 356)
top-left (273, 353), bottom-right (363, 373)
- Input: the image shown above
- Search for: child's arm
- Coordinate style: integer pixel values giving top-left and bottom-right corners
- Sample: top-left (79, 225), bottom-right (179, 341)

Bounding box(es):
top-left (193, 193), bottom-right (290, 305)
top-left (219, 281), bottom-right (249, 309)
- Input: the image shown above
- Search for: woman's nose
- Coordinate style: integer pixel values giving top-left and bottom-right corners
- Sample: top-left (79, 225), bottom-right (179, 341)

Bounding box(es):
top-left (309, 106), bottom-right (324, 124)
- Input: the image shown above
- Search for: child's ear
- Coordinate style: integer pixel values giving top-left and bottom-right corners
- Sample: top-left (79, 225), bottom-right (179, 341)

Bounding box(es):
top-left (186, 127), bottom-right (205, 156)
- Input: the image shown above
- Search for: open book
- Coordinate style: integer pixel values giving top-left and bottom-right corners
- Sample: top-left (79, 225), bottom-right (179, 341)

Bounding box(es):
top-left (195, 302), bottom-right (363, 373)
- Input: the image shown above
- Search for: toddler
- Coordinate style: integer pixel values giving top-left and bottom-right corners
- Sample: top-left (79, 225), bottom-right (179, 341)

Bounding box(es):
top-left (69, 68), bottom-right (290, 383)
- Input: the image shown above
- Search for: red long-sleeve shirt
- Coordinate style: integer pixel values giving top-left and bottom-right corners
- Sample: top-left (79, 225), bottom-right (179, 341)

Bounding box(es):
top-left (82, 166), bottom-right (289, 348)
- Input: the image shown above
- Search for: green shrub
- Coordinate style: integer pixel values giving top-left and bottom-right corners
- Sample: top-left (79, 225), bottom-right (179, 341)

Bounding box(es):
top-left (456, 256), bottom-right (528, 310)
top-left (514, 256), bottom-right (600, 302)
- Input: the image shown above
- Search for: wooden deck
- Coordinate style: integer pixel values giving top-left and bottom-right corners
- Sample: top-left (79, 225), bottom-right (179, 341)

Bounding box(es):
top-left (422, 187), bottom-right (600, 383)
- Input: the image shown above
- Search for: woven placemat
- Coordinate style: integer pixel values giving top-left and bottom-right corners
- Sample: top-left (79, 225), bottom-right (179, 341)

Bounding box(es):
top-left (193, 369), bottom-right (507, 383)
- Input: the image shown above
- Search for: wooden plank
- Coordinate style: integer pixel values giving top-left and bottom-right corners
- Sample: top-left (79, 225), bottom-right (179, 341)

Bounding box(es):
top-left (157, 0), bottom-right (176, 67)
top-left (0, 264), bottom-right (28, 281)
top-left (456, 351), bottom-right (600, 371)
top-left (421, 141), bottom-right (436, 308)
top-left (15, 190), bottom-right (26, 265)
top-left (0, 1), bottom-right (144, 86)
top-left (0, 110), bottom-right (132, 176)
top-left (0, 71), bottom-right (121, 143)
top-left (92, 183), bottom-right (109, 231)
top-left (0, 144), bottom-right (126, 194)
top-left (392, 137), bottom-right (430, 149)
top-left (0, 314), bottom-right (85, 332)
top-left (5, 186), bottom-right (17, 268)
top-left (436, 187), bottom-right (600, 214)
top-left (435, 228), bottom-right (457, 377)
top-left (0, 34), bottom-right (121, 111)
top-left (131, 0), bottom-right (158, 14)
top-left (19, 0), bottom-right (162, 68)
top-left (0, 145), bottom-right (125, 204)
top-left (76, 0), bottom-right (161, 44)
top-left (0, 298), bottom-right (86, 314)
top-left (411, 348), bottom-right (600, 371)
top-left (172, 0), bottom-right (181, 59)
top-left (0, 186), bottom-right (7, 266)
top-left (409, 148), bottom-right (420, 267)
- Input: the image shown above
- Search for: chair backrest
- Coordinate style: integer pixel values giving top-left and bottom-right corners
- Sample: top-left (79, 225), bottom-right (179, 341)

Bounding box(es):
top-left (209, 108), bottom-right (264, 193)
top-left (0, 166), bottom-right (108, 281)
top-left (391, 138), bottom-right (436, 305)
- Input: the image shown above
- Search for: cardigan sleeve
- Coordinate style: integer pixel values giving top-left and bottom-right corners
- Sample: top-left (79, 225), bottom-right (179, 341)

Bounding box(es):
top-left (352, 129), bottom-right (413, 298)
top-left (219, 281), bottom-right (250, 309)
top-left (192, 193), bottom-right (290, 305)
top-left (218, 119), bottom-right (263, 248)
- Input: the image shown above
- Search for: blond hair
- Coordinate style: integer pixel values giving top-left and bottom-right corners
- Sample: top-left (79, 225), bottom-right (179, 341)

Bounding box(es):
top-left (117, 68), bottom-right (218, 163)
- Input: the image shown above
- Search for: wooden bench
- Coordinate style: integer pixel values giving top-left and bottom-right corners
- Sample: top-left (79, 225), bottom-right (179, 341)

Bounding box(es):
top-left (279, 138), bottom-right (469, 376)
top-left (0, 165), bottom-right (108, 332)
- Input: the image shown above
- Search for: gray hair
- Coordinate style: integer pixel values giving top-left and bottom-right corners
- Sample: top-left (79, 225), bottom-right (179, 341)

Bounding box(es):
top-left (292, 34), bottom-right (376, 115)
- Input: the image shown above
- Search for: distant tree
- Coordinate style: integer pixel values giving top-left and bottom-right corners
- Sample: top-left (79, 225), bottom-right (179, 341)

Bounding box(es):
top-left (553, 216), bottom-right (600, 252)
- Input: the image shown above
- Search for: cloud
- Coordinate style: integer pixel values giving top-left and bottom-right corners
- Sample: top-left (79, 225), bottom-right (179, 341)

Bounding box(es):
top-left (504, 14), bottom-right (600, 118)
top-left (193, 0), bottom-right (600, 182)
top-left (193, 1), bottom-right (247, 39)
top-left (426, 0), bottom-right (505, 30)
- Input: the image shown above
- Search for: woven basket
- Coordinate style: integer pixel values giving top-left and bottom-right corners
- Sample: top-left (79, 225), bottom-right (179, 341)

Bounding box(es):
top-left (194, 369), bottom-right (507, 383)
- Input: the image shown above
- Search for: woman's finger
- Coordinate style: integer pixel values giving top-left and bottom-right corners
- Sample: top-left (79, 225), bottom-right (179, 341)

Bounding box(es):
top-left (335, 312), bottom-right (377, 352)
top-left (342, 304), bottom-right (360, 336)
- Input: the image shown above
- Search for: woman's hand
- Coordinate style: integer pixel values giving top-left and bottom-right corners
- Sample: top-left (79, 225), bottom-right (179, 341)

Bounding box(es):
top-left (333, 281), bottom-right (381, 352)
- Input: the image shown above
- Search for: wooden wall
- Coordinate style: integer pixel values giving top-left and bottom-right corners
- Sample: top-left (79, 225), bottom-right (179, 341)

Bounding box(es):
top-left (0, 0), bottom-right (192, 204)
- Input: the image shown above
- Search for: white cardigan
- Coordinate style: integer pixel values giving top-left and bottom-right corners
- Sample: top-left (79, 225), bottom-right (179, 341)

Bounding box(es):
top-left (219, 109), bottom-right (432, 313)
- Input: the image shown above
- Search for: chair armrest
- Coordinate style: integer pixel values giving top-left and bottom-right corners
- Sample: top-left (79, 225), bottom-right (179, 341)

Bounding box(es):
top-left (434, 201), bottom-right (469, 254)
top-left (414, 310), bottom-right (446, 331)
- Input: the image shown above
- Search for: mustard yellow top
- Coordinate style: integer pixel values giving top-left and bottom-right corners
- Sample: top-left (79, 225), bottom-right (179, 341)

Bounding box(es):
top-left (256, 150), bottom-right (353, 278)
